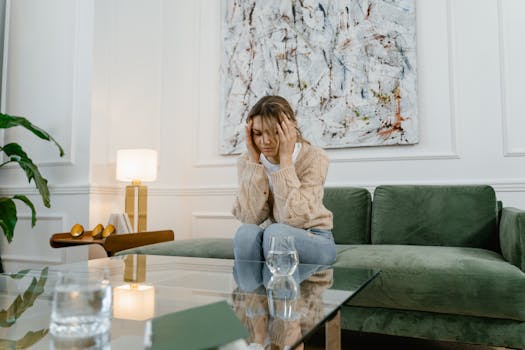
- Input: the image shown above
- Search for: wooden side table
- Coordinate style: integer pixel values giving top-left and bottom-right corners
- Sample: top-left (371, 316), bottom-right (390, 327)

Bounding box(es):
top-left (50, 230), bottom-right (174, 257)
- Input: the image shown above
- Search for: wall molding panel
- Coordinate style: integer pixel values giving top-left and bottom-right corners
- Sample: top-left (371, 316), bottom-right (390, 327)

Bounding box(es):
top-left (1, 214), bottom-right (67, 266)
top-left (192, 211), bottom-right (234, 220)
top-left (0, 185), bottom-right (125, 196)
top-left (445, 0), bottom-right (460, 158)
top-left (5, 0), bottom-right (83, 167)
top-left (1, 2), bottom-right (80, 168)
top-left (3, 182), bottom-right (525, 198)
top-left (159, 181), bottom-right (525, 196)
top-left (192, 0), bottom-right (205, 170)
top-left (0, 185), bottom-right (90, 196)
top-left (191, 211), bottom-right (237, 239)
top-left (150, 186), bottom-right (236, 197)
top-left (498, 0), bottom-right (525, 157)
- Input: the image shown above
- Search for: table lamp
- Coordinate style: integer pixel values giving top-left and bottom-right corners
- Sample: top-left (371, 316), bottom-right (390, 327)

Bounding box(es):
top-left (113, 255), bottom-right (155, 320)
top-left (116, 149), bottom-right (158, 232)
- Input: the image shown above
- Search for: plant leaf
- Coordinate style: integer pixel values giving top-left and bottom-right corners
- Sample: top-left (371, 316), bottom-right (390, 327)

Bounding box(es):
top-left (0, 114), bottom-right (64, 157)
top-left (8, 269), bottom-right (31, 280)
top-left (13, 195), bottom-right (37, 227)
top-left (0, 329), bottom-right (49, 349)
top-left (1, 143), bottom-right (50, 207)
top-left (0, 198), bottom-right (17, 243)
top-left (0, 338), bottom-right (14, 349)
top-left (0, 267), bottom-right (48, 327)
top-left (15, 329), bottom-right (49, 348)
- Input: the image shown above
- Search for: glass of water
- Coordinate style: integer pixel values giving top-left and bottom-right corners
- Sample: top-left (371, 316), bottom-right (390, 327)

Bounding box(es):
top-left (266, 235), bottom-right (299, 276)
top-left (50, 269), bottom-right (112, 350)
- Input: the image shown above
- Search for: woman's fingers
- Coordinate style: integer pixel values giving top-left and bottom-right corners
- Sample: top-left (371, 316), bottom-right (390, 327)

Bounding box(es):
top-left (278, 114), bottom-right (296, 138)
top-left (276, 122), bottom-right (284, 139)
top-left (277, 122), bottom-right (294, 151)
top-left (245, 124), bottom-right (251, 143)
top-left (245, 119), bottom-right (260, 163)
top-left (245, 119), bottom-right (254, 143)
top-left (276, 116), bottom-right (296, 166)
top-left (280, 119), bottom-right (289, 133)
top-left (280, 120), bottom-right (296, 143)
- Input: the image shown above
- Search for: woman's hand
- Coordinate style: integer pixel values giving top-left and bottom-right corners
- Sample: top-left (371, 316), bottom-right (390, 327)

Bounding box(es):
top-left (276, 113), bottom-right (297, 167)
top-left (245, 119), bottom-right (260, 163)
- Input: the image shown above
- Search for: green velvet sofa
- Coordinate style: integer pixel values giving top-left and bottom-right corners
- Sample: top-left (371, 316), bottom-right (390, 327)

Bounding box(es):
top-left (119, 185), bottom-right (525, 349)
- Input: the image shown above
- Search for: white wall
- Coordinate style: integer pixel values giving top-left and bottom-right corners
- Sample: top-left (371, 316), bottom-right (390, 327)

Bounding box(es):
top-left (91, 0), bottom-right (525, 241)
top-left (1, 0), bottom-right (525, 270)
top-left (0, 0), bottom-right (94, 271)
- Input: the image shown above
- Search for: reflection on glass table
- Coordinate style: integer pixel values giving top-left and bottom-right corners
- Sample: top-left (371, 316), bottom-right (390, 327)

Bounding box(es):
top-left (113, 255), bottom-right (155, 321)
top-left (231, 260), bottom-right (378, 350)
top-left (267, 275), bottom-right (299, 321)
top-left (0, 255), bottom-right (379, 350)
top-left (0, 267), bottom-right (52, 349)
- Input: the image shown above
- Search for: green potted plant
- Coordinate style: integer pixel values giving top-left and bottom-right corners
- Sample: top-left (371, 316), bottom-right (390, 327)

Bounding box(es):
top-left (0, 113), bottom-right (64, 246)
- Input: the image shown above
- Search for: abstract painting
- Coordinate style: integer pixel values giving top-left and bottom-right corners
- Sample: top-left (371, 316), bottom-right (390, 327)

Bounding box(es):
top-left (220, 0), bottom-right (418, 154)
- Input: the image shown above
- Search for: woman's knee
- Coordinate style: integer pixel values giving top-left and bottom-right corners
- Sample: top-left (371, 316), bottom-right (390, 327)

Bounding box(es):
top-left (317, 248), bottom-right (337, 265)
top-left (301, 241), bottom-right (337, 265)
top-left (233, 224), bottom-right (264, 259)
top-left (264, 223), bottom-right (293, 237)
top-left (263, 223), bottom-right (295, 245)
top-left (234, 224), bottom-right (262, 242)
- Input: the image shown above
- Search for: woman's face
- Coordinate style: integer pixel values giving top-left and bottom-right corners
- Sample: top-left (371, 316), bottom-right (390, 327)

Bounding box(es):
top-left (251, 115), bottom-right (280, 161)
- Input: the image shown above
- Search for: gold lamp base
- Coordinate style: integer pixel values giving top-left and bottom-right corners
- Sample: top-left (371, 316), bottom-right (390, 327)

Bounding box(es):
top-left (125, 180), bottom-right (147, 232)
top-left (124, 255), bottom-right (146, 283)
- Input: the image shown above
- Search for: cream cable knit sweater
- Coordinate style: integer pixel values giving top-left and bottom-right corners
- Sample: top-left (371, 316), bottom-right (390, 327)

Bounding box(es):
top-left (232, 142), bottom-right (333, 230)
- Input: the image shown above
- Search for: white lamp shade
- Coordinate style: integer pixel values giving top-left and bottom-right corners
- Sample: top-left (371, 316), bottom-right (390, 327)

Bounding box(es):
top-left (116, 149), bottom-right (158, 182)
top-left (113, 284), bottom-right (155, 320)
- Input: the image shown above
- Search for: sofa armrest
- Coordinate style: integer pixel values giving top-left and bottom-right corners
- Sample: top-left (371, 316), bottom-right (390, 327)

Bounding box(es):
top-left (500, 207), bottom-right (525, 271)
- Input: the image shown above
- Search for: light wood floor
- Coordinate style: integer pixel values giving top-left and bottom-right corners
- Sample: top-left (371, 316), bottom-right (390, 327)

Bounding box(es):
top-left (303, 330), bottom-right (512, 350)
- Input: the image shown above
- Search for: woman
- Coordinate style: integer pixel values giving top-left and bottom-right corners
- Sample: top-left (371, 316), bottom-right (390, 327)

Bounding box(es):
top-left (232, 95), bottom-right (336, 265)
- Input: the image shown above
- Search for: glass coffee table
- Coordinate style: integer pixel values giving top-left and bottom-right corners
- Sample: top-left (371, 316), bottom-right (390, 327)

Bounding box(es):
top-left (0, 255), bottom-right (379, 349)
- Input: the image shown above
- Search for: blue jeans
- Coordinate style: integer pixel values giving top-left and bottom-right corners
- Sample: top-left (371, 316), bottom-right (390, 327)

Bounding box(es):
top-left (233, 223), bottom-right (337, 265)
top-left (232, 259), bottom-right (332, 292)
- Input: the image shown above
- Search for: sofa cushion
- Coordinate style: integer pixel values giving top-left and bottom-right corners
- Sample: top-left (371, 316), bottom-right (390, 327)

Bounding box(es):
top-left (340, 306), bottom-right (525, 349)
top-left (324, 187), bottom-right (371, 244)
top-left (371, 185), bottom-right (499, 250)
top-left (333, 245), bottom-right (525, 321)
top-left (116, 238), bottom-right (234, 259)
top-left (500, 207), bottom-right (525, 271)
top-left (119, 240), bottom-right (351, 261)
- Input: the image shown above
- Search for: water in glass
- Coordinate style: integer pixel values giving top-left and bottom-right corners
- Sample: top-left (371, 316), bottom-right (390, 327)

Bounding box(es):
top-left (267, 275), bottom-right (299, 320)
top-left (266, 235), bottom-right (299, 276)
top-left (50, 270), bottom-right (111, 349)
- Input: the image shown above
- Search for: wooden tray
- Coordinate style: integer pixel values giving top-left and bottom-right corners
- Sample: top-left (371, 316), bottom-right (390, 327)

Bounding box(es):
top-left (50, 230), bottom-right (174, 256)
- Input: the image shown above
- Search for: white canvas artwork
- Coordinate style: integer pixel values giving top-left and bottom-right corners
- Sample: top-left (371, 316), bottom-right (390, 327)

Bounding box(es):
top-left (220, 0), bottom-right (418, 154)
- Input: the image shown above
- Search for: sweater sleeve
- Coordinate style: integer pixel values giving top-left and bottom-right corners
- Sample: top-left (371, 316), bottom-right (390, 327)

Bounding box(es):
top-left (270, 148), bottom-right (329, 228)
top-left (232, 153), bottom-right (271, 225)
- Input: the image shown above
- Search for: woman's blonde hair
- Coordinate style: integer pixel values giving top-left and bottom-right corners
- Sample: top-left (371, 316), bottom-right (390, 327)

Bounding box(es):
top-left (247, 95), bottom-right (309, 144)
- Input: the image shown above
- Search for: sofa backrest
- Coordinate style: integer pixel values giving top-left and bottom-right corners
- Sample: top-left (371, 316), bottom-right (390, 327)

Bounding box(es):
top-left (323, 187), bottom-right (371, 244)
top-left (371, 185), bottom-right (499, 250)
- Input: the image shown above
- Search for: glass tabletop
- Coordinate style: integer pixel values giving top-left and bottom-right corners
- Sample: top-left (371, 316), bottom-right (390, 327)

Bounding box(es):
top-left (0, 255), bottom-right (379, 349)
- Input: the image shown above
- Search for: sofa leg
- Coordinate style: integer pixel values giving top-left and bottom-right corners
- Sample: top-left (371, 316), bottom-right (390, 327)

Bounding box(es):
top-left (326, 310), bottom-right (341, 350)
